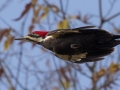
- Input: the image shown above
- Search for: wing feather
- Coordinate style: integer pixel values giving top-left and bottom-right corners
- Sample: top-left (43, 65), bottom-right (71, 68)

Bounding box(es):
top-left (46, 26), bottom-right (96, 36)
top-left (46, 26), bottom-right (110, 37)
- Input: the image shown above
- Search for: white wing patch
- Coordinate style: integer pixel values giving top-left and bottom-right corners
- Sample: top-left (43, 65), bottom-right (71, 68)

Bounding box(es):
top-left (54, 52), bottom-right (88, 62)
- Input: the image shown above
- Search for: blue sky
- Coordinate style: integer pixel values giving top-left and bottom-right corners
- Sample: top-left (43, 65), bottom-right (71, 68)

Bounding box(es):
top-left (1, 0), bottom-right (120, 90)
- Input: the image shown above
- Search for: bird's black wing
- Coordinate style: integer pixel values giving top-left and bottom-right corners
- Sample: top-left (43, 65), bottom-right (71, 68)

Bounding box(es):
top-left (71, 26), bottom-right (95, 30)
top-left (46, 26), bottom-right (96, 36)
top-left (72, 27), bottom-right (111, 35)
top-left (47, 26), bottom-right (112, 40)
top-left (46, 29), bottom-right (79, 37)
top-left (72, 27), bottom-right (113, 43)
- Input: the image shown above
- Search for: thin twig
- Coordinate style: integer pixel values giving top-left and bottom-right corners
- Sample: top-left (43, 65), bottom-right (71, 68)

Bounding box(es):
top-left (99, 0), bottom-right (104, 28)
top-left (105, 12), bottom-right (120, 22)
top-left (15, 11), bottom-right (29, 90)
top-left (53, 57), bottom-right (67, 90)
top-left (0, 0), bottom-right (12, 12)
top-left (59, 0), bottom-right (66, 19)
top-left (105, 0), bottom-right (116, 17)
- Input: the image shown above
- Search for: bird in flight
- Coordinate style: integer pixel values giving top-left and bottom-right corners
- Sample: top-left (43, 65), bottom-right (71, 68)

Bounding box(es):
top-left (15, 26), bottom-right (120, 63)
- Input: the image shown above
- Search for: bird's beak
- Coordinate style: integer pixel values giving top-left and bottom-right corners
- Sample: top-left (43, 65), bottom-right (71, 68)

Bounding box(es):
top-left (15, 36), bottom-right (29, 41)
top-left (15, 37), bottom-right (26, 40)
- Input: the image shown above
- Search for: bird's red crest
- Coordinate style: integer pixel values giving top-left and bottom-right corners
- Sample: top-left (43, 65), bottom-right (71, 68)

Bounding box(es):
top-left (32, 31), bottom-right (48, 37)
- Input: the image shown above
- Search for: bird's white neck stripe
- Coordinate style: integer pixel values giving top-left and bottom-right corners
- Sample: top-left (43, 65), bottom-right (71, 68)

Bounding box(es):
top-left (44, 36), bottom-right (53, 41)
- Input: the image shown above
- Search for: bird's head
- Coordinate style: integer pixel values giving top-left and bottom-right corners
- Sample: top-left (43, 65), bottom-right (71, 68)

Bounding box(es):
top-left (15, 31), bottom-right (48, 44)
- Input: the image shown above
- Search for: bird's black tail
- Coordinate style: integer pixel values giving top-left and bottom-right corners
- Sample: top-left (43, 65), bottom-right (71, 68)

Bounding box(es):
top-left (113, 35), bottom-right (120, 46)
top-left (115, 40), bottom-right (120, 46)
top-left (113, 35), bottom-right (120, 39)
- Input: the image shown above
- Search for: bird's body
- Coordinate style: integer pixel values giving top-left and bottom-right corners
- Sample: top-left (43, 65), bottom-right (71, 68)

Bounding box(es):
top-left (15, 26), bottom-right (120, 63)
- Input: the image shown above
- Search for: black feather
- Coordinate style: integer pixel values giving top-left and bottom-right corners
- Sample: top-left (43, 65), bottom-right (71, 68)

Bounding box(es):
top-left (41, 27), bottom-right (120, 63)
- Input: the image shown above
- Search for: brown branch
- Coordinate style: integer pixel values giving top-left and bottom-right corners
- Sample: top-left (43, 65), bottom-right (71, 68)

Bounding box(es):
top-left (105, 12), bottom-right (120, 22)
top-left (99, 0), bottom-right (103, 19)
top-left (105, 0), bottom-right (116, 17)
top-left (15, 12), bottom-right (29, 89)
top-left (59, 0), bottom-right (66, 19)
top-left (43, 0), bottom-right (62, 18)
top-left (0, 17), bottom-right (21, 36)
top-left (52, 56), bottom-right (67, 90)
top-left (2, 62), bottom-right (25, 89)
top-left (99, 0), bottom-right (104, 28)
top-left (0, 0), bottom-right (12, 12)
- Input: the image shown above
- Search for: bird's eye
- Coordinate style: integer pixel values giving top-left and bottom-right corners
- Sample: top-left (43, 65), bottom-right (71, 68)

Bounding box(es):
top-left (34, 34), bottom-right (39, 36)
top-left (28, 34), bottom-right (40, 37)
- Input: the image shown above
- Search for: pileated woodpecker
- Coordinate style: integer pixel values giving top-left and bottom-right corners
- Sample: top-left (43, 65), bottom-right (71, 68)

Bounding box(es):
top-left (15, 26), bottom-right (120, 63)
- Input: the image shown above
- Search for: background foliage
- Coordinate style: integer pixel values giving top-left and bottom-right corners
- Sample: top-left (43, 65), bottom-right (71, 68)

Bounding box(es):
top-left (1, 0), bottom-right (120, 90)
